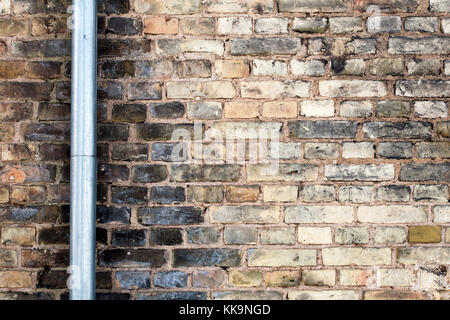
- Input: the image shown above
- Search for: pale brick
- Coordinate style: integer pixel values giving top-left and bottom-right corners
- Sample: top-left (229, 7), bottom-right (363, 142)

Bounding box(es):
top-left (187, 101), bottom-right (222, 120)
top-left (367, 16), bottom-right (402, 33)
top-left (298, 227), bottom-right (332, 244)
top-left (167, 81), bottom-right (236, 99)
top-left (434, 206), bottom-right (450, 223)
top-left (205, 0), bottom-right (273, 14)
top-left (247, 164), bottom-right (318, 182)
top-left (134, 0), bottom-right (201, 14)
top-left (266, 271), bottom-right (301, 287)
top-left (397, 247), bottom-right (450, 264)
top-left (255, 18), bottom-right (289, 34)
top-left (340, 270), bottom-right (370, 286)
top-left (358, 206), bottom-right (427, 223)
top-left (279, 0), bottom-right (348, 12)
top-left (285, 206), bottom-right (354, 224)
top-left (443, 20), bottom-right (450, 34)
top-left (0, 271), bottom-right (32, 288)
top-left (430, 0), bottom-right (450, 12)
top-left (303, 270), bottom-right (335, 286)
top-left (413, 184), bottom-right (448, 202)
top-left (405, 17), bottom-right (438, 32)
top-left (377, 269), bottom-right (415, 287)
top-left (407, 59), bottom-right (440, 76)
top-left (389, 37), bottom-right (450, 55)
top-left (1, 227), bottom-right (35, 245)
top-left (300, 100), bottom-right (334, 117)
top-left (268, 142), bottom-right (302, 160)
top-left (0, 0), bottom-right (10, 14)
top-left (0, 187), bottom-right (8, 203)
top-left (288, 290), bottom-right (359, 300)
top-left (224, 227), bottom-right (257, 244)
top-left (330, 17), bottom-right (363, 34)
top-left (293, 18), bottom-right (328, 33)
top-left (253, 60), bottom-right (288, 76)
top-left (261, 227), bottom-right (296, 245)
top-left (262, 101), bottom-right (297, 118)
top-left (291, 60), bottom-right (326, 77)
top-left (414, 101), bottom-right (448, 118)
top-left (340, 101), bottom-right (372, 118)
top-left (300, 185), bottom-right (336, 203)
top-left (181, 18), bottom-right (215, 35)
top-left (319, 80), bottom-right (387, 98)
top-left (418, 267), bottom-right (447, 290)
top-left (304, 143), bottom-right (339, 160)
top-left (263, 185), bottom-right (298, 203)
top-left (333, 59), bottom-right (366, 76)
top-left (248, 249), bottom-right (316, 267)
top-left (342, 142), bottom-right (374, 159)
top-left (157, 39), bottom-right (224, 56)
top-left (374, 227), bottom-right (407, 244)
top-left (215, 60), bottom-right (249, 78)
top-left (218, 17), bottom-right (252, 35)
top-left (339, 186), bottom-right (373, 204)
top-left (210, 206), bottom-right (280, 224)
top-left (241, 81), bottom-right (310, 99)
top-left (229, 270), bottom-right (262, 287)
top-left (335, 227), bottom-right (369, 244)
top-left (213, 291), bottom-right (282, 300)
top-left (325, 164), bottom-right (395, 181)
top-left (322, 248), bottom-right (391, 266)
top-left (212, 122), bottom-right (282, 139)
top-left (144, 17), bottom-right (178, 34)
top-left (364, 291), bottom-right (429, 300)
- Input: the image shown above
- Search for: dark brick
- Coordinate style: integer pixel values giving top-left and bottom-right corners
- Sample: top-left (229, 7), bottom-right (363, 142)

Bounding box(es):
top-left (97, 143), bottom-right (110, 162)
top-left (31, 16), bottom-right (67, 36)
top-left (132, 165), bottom-right (168, 183)
top-left (98, 123), bottom-right (129, 141)
top-left (376, 185), bottom-right (411, 202)
top-left (378, 142), bottom-right (413, 159)
top-left (101, 60), bottom-right (135, 79)
top-left (0, 292), bottom-right (54, 300)
top-left (230, 38), bottom-right (301, 56)
top-left (98, 81), bottom-right (123, 100)
top-left (97, 272), bottom-right (112, 289)
top-left (26, 61), bottom-right (61, 79)
top-left (376, 101), bottom-right (410, 118)
top-left (98, 249), bottom-right (166, 268)
top-left (187, 228), bottom-right (220, 244)
top-left (0, 82), bottom-right (53, 100)
top-left (111, 229), bottom-right (147, 247)
top-left (363, 122), bottom-right (432, 139)
top-left (289, 121), bottom-right (358, 139)
top-left (14, 0), bottom-right (71, 14)
top-left (154, 271), bottom-right (188, 288)
top-left (0, 164), bottom-right (56, 184)
top-left (97, 227), bottom-right (108, 245)
top-left (150, 102), bottom-right (185, 119)
top-left (176, 60), bottom-right (212, 78)
top-left (150, 186), bottom-right (185, 204)
top-left (111, 187), bottom-right (148, 205)
top-left (136, 60), bottom-right (174, 78)
top-left (96, 293), bottom-right (130, 300)
top-left (97, 206), bottom-right (130, 224)
top-left (0, 103), bottom-right (33, 121)
top-left (98, 164), bottom-right (129, 183)
top-left (21, 249), bottom-right (69, 268)
top-left (98, 0), bottom-right (130, 14)
top-left (115, 271), bottom-right (151, 289)
top-left (173, 249), bottom-right (241, 267)
top-left (98, 39), bottom-right (151, 58)
top-left (38, 103), bottom-right (70, 121)
top-left (12, 40), bottom-right (70, 57)
top-left (128, 82), bottom-right (162, 100)
top-left (149, 228), bottom-right (183, 245)
top-left (137, 292), bottom-right (206, 300)
top-left (112, 104), bottom-right (147, 122)
top-left (400, 163), bottom-right (450, 182)
top-left (38, 227), bottom-right (69, 245)
top-left (138, 207), bottom-right (204, 225)
top-left (23, 123), bottom-right (70, 142)
top-left (136, 123), bottom-right (196, 141)
top-left (107, 17), bottom-right (142, 35)
top-left (151, 143), bottom-right (189, 162)
top-left (112, 144), bottom-right (148, 161)
top-left (170, 165), bottom-right (242, 182)
top-left (47, 184), bottom-right (70, 203)
top-left (97, 184), bottom-right (108, 204)
top-left (37, 269), bottom-right (68, 289)
top-left (55, 81), bottom-right (71, 101)
top-left (0, 206), bottom-right (59, 224)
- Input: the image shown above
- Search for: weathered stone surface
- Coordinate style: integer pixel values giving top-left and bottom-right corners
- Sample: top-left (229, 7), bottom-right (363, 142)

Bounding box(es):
top-left (396, 80), bottom-right (450, 98)
top-left (230, 38), bottom-right (302, 56)
top-left (339, 186), bottom-right (373, 203)
top-left (301, 185), bottom-right (336, 202)
top-left (375, 227), bottom-right (406, 244)
top-left (154, 271), bottom-right (188, 288)
top-left (248, 249), bottom-right (316, 267)
top-left (241, 81), bottom-right (310, 99)
top-left (414, 101), bottom-right (447, 118)
top-left (319, 80), bottom-right (387, 97)
top-left (389, 37), bottom-right (450, 55)
top-left (285, 206), bottom-right (353, 224)
top-left (397, 247), bottom-right (450, 264)
top-left (304, 143), bottom-right (339, 160)
top-left (261, 227), bottom-right (296, 245)
top-left (187, 227), bottom-right (219, 244)
top-left (378, 142), bottom-right (413, 159)
top-left (325, 164), bottom-right (395, 181)
top-left (400, 163), bottom-right (450, 181)
top-left (224, 227), bottom-right (258, 244)
top-left (256, 18), bottom-right (289, 34)
top-left (416, 143), bottom-right (450, 159)
top-left (376, 185), bottom-right (411, 202)
top-left (335, 227), bottom-right (369, 244)
top-left (293, 18), bottom-right (328, 33)
top-left (289, 121), bottom-right (357, 139)
top-left (358, 206), bottom-right (427, 223)
top-left (363, 122), bottom-right (432, 139)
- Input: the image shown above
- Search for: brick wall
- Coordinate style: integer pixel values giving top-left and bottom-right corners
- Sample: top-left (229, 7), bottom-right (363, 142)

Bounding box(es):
top-left (0, 0), bottom-right (449, 300)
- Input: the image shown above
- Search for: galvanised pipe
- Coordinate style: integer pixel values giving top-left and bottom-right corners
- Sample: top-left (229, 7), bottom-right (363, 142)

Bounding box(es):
top-left (70, 0), bottom-right (97, 300)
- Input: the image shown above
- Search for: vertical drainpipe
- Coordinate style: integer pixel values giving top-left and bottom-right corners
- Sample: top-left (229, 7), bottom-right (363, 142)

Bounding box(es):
top-left (70, 0), bottom-right (97, 300)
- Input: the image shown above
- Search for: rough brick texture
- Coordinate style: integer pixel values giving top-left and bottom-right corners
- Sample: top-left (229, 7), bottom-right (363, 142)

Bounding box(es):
top-left (0, 0), bottom-right (449, 301)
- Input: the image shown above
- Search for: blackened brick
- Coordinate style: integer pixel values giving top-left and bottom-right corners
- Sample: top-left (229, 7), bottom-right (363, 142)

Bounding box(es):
top-left (149, 228), bottom-right (183, 245)
top-left (150, 102), bottom-right (185, 119)
top-left (112, 144), bottom-right (148, 161)
top-left (98, 123), bottom-right (129, 141)
top-left (112, 104), bottom-right (147, 122)
top-left (23, 123), bottom-right (70, 142)
top-left (97, 206), bottom-right (131, 224)
top-left (132, 165), bottom-right (168, 183)
top-left (98, 249), bottom-right (166, 268)
top-left (138, 207), bottom-right (204, 225)
top-left (172, 249), bottom-right (241, 267)
top-left (111, 229), bottom-right (147, 247)
top-left (150, 186), bottom-right (185, 204)
top-left (98, 164), bottom-right (130, 183)
top-left (107, 17), bottom-right (142, 35)
top-left (38, 103), bottom-right (70, 121)
top-left (111, 187), bottom-right (148, 205)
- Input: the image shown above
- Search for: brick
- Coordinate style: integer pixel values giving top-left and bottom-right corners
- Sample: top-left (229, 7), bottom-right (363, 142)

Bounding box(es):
top-left (396, 80), bottom-right (450, 98)
top-left (0, 82), bottom-right (53, 100)
top-left (325, 164), bottom-right (395, 181)
top-left (408, 59), bottom-right (441, 76)
top-left (128, 82), bottom-right (162, 101)
top-left (111, 186), bottom-right (147, 205)
top-left (331, 58), bottom-right (365, 76)
top-left (437, 121), bottom-right (450, 138)
top-left (157, 39), bottom-right (224, 56)
top-left (116, 272), bottom-right (150, 290)
top-left (172, 249), bottom-right (241, 267)
top-left (434, 206), bottom-right (450, 223)
top-left (339, 186), bottom-right (373, 203)
top-left (11, 186), bottom-right (46, 204)
top-left (261, 227), bottom-right (296, 245)
top-left (335, 227), bottom-right (369, 244)
top-left (0, 250), bottom-right (17, 267)
top-left (376, 185), bottom-right (411, 202)
top-left (0, 187), bottom-right (8, 203)
top-left (213, 291), bottom-right (282, 300)
top-left (181, 18), bottom-right (214, 35)
top-left (358, 206), bottom-right (427, 223)
top-left (144, 17), bottom-right (178, 35)
top-left (0, 103), bottom-right (33, 121)
top-left (138, 207), bottom-right (203, 225)
top-left (1, 227), bottom-right (35, 246)
top-left (389, 37), bottom-right (450, 55)
top-left (193, 269), bottom-right (227, 288)
top-left (301, 185), bottom-right (336, 203)
top-left (323, 248), bottom-right (391, 266)
top-left (187, 102), bottom-right (222, 120)
top-left (291, 60), bottom-right (327, 77)
top-left (134, 0), bottom-right (201, 14)
top-left (378, 142), bottom-right (413, 159)
top-left (150, 186), bottom-right (185, 204)
top-left (300, 100), bottom-right (334, 117)
top-left (215, 60), bottom-right (249, 78)
top-left (224, 101), bottom-right (259, 119)
top-left (98, 249), bottom-right (166, 268)
top-left (266, 271), bottom-right (301, 287)
top-left (97, 206), bottom-right (130, 224)
top-left (293, 18), bottom-right (327, 33)
top-left (367, 16), bottom-right (402, 33)
top-left (247, 164), bottom-right (318, 182)
top-left (242, 81), bottom-right (310, 99)
top-left (397, 247), bottom-right (450, 265)
top-left (414, 184), bottom-right (448, 202)
top-left (268, 142), bottom-right (302, 160)
top-left (0, 0), bottom-right (10, 14)
top-left (112, 144), bottom-right (148, 162)
top-left (340, 270), bottom-right (370, 286)
top-left (400, 163), bottom-right (450, 182)
top-left (430, 0), bottom-right (450, 12)
top-left (263, 186), bottom-right (297, 203)
top-left (248, 249), bottom-right (316, 267)
top-left (0, 60), bottom-right (25, 79)
top-left (340, 101), bottom-right (372, 118)
top-left (414, 101), bottom-right (447, 119)
top-left (176, 60), bottom-right (211, 78)
top-left (288, 290), bottom-right (359, 300)
top-left (226, 186), bottom-right (259, 203)
top-left (98, 124), bottom-right (128, 141)
top-left (304, 143), bottom-right (339, 160)
top-left (376, 101), bottom-right (410, 118)
top-left (2, 144), bottom-right (34, 162)
top-left (12, 40), bottom-right (70, 58)
top-left (375, 227), bottom-right (407, 244)
top-left (369, 58), bottom-right (403, 76)
top-left (0, 18), bottom-right (27, 36)
top-left (408, 226), bottom-right (441, 243)
top-left (136, 123), bottom-right (196, 141)
top-left (31, 16), bottom-right (67, 36)
top-left (112, 229), bottom-right (146, 247)
top-left (364, 290), bottom-right (428, 300)
top-left (303, 270), bottom-right (335, 286)
top-left (255, 18), bottom-right (289, 34)
top-left (0, 271), bottom-right (32, 288)
top-left (342, 142), bottom-right (374, 159)
top-left (137, 292), bottom-right (204, 300)
top-left (187, 186), bottom-right (224, 203)
top-left (218, 17), bottom-right (252, 35)
top-left (107, 17), bottom-right (142, 36)
top-left (149, 228), bottom-right (182, 245)
top-left (171, 165), bottom-right (241, 182)
top-left (279, 0), bottom-right (348, 12)
top-left (286, 206), bottom-right (354, 224)
top-left (210, 206), bottom-right (280, 223)
top-left (230, 38), bottom-right (302, 56)
top-left (187, 227), bottom-right (219, 244)
top-left (319, 80), bottom-right (387, 97)
top-left (167, 81), bottom-right (235, 99)
top-left (136, 60), bottom-right (173, 79)
top-left (298, 227), bottom-right (332, 244)
top-left (224, 226), bottom-right (258, 244)
top-left (263, 101), bottom-right (297, 118)
top-left (150, 102), bottom-right (185, 119)
top-left (363, 122), bottom-right (431, 139)
top-left (154, 271), bottom-right (188, 288)
top-left (289, 121), bottom-right (357, 139)
top-left (330, 17), bottom-right (363, 34)
top-left (377, 269), bottom-right (414, 287)
top-left (230, 271), bottom-right (262, 287)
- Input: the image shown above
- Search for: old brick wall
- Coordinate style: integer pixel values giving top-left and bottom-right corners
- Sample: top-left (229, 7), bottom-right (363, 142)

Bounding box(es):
top-left (0, 0), bottom-right (449, 300)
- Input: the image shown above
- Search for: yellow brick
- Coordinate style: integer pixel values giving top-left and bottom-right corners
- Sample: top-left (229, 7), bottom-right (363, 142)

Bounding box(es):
top-left (265, 271), bottom-right (301, 287)
top-left (408, 226), bottom-right (441, 243)
top-left (226, 186), bottom-right (259, 203)
top-left (224, 101), bottom-right (259, 118)
top-left (263, 185), bottom-right (298, 202)
top-left (0, 187), bottom-right (9, 203)
top-left (262, 101), bottom-right (298, 118)
top-left (215, 60), bottom-right (249, 78)
top-left (303, 270), bottom-right (335, 286)
top-left (446, 228), bottom-right (450, 243)
top-left (0, 271), bottom-right (32, 288)
top-left (144, 17), bottom-right (178, 34)
top-left (1, 227), bottom-right (35, 246)
top-left (229, 270), bottom-right (262, 287)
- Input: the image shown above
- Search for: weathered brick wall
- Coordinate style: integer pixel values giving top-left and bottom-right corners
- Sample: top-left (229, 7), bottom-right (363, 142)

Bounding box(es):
top-left (0, 0), bottom-right (449, 300)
